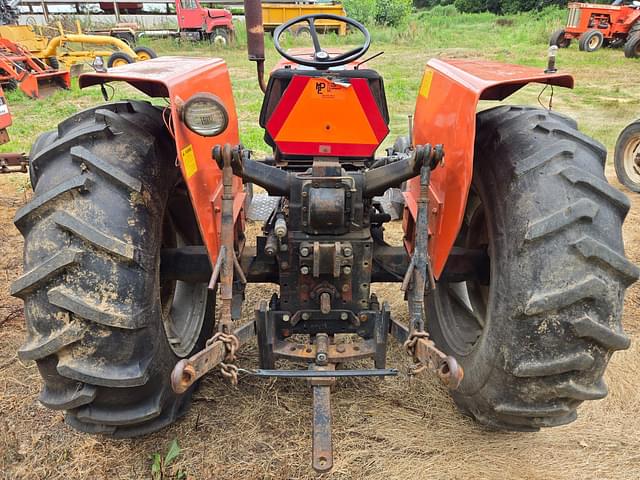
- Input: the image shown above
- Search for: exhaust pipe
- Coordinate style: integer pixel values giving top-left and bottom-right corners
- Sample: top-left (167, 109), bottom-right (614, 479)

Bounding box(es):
top-left (244, 0), bottom-right (267, 92)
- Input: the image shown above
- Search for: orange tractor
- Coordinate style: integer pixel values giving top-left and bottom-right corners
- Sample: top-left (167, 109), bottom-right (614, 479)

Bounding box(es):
top-left (11, 1), bottom-right (638, 472)
top-left (615, 118), bottom-right (640, 191)
top-left (550, 1), bottom-right (640, 57)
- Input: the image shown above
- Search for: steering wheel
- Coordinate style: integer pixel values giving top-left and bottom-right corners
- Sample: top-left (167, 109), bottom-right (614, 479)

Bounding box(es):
top-left (273, 14), bottom-right (371, 69)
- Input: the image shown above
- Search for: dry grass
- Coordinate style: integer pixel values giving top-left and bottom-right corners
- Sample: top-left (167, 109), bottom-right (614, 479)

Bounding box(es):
top-left (1, 169), bottom-right (639, 479)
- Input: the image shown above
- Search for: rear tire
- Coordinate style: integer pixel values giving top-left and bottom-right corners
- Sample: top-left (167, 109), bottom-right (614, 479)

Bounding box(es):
top-left (12, 101), bottom-right (215, 436)
top-left (549, 29), bottom-right (571, 48)
top-left (624, 34), bottom-right (640, 58)
top-left (579, 30), bottom-right (604, 52)
top-left (425, 106), bottom-right (638, 431)
top-left (614, 119), bottom-right (640, 192)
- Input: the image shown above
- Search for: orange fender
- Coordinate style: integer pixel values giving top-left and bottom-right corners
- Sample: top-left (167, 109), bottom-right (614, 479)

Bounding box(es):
top-left (405, 58), bottom-right (574, 278)
top-left (80, 56), bottom-right (243, 266)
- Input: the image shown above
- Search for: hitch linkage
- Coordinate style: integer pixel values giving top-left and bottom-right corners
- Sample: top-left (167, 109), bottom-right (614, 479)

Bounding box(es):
top-left (171, 141), bottom-right (463, 474)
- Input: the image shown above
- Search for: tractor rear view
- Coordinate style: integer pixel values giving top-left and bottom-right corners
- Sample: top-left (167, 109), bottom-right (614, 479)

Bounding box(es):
top-left (11, 0), bottom-right (638, 472)
top-left (550, 1), bottom-right (640, 57)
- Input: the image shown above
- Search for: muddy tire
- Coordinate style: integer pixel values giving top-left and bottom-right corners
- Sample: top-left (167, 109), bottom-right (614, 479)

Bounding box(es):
top-left (12, 101), bottom-right (215, 437)
top-left (614, 119), bottom-right (640, 191)
top-left (426, 105), bottom-right (638, 431)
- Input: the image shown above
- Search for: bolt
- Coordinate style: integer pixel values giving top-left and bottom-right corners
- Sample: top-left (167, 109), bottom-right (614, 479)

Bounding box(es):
top-left (343, 246), bottom-right (353, 257)
top-left (336, 344), bottom-right (346, 353)
top-left (300, 265), bottom-right (310, 275)
top-left (302, 312), bottom-right (311, 321)
top-left (282, 314), bottom-right (290, 323)
top-left (300, 247), bottom-right (310, 257)
top-left (342, 284), bottom-right (349, 292)
top-left (343, 266), bottom-right (352, 275)
top-left (281, 261), bottom-right (289, 270)
top-left (317, 353), bottom-right (328, 363)
top-left (340, 312), bottom-right (348, 321)
top-left (359, 313), bottom-right (368, 323)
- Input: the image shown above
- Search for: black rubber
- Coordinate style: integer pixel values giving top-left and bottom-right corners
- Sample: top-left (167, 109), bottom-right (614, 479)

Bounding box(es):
top-left (549, 29), bottom-right (570, 48)
top-left (114, 31), bottom-right (136, 46)
top-left (12, 101), bottom-right (215, 437)
top-left (133, 46), bottom-right (158, 60)
top-left (47, 56), bottom-right (60, 70)
top-left (209, 28), bottom-right (231, 46)
top-left (624, 32), bottom-right (640, 58)
top-left (28, 129), bottom-right (56, 189)
top-left (107, 52), bottom-right (134, 68)
top-left (578, 30), bottom-right (604, 52)
top-left (614, 119), bottom-right (640, 191)
top-left (426, 106), bottom-right (639, 431)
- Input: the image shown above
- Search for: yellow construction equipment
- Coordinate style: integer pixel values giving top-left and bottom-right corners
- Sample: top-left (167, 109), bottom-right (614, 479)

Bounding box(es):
top-left (0, 21), bottom-right (156, 72)
top-left (262, 2), bottom-right (348, 36)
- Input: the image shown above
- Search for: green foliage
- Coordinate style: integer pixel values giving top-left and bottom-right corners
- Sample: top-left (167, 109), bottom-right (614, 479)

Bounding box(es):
top-left (344, 0), bottom-right (412, 26)
top-left (343, 0), bottom-right (376, 23)
top-left (375, 0), bottom-right (413, 25)
top-left (420, 0), bottom-right (567, 14)
top-left (150, 439), bottom-right (186, 480)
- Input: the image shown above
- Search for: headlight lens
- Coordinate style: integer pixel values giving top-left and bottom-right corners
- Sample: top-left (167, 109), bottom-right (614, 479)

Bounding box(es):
top-left (182, 93), bottom-right (228, 137)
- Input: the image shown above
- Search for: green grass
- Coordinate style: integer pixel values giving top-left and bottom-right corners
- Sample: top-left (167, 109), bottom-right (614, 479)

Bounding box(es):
top-left (2, 8), bottom-right (639, 159)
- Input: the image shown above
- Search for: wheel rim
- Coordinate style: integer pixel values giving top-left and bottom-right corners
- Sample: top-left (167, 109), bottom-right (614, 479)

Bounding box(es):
top-left (623, 134), bottom-right (640, 184)
top-left (112, 58), bottom-right (129, 67)
top-left (213, 35), bottom-right (227, 46)
top-left (588, 35), bottom-right (600, 49)
top-left (433, 189), bottom-right (490, 356)
top-left (160, 213), bottom-right (208, 358)
top-left (296, 27), bottom-right (312, 39)
top-left (137, 52), bottom-right (151, 61)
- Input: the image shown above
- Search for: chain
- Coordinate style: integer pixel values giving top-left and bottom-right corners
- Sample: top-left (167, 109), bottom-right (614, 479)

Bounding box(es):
top-left (219, 362), bottom-right (239, 386)
top-left (403, 330), bottom-right (429, 375)
top-left (208, 332), bottom-right (240, 385)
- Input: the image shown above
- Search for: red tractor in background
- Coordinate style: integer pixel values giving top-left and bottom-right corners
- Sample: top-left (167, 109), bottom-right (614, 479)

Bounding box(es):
top-left (614, 119), bottom-right (640, 191)
top-left (550, 1), bottom-right (640, 58)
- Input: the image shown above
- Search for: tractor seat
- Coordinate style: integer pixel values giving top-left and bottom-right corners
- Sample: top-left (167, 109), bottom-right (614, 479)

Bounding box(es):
top-left (259, 68), bottom-right (390, 153)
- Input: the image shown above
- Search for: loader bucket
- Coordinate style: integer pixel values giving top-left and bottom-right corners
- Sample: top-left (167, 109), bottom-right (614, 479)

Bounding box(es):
top-left (18, 69), bottom-right (70, 98)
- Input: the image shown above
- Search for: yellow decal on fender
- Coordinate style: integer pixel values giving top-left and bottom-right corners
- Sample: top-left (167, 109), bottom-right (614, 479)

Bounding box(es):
top-left (419, 70), bottom-right (434, 100)
top-left (181, 144), bottom-right (197, 179)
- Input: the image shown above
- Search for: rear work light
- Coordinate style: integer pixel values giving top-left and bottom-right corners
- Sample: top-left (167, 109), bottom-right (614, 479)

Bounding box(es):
top-left (181, 93), bottom-right (228, 137)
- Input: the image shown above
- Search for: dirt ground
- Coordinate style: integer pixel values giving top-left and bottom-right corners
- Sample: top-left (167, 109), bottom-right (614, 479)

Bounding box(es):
top-left (1, 163), bottom-right (639, 480)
